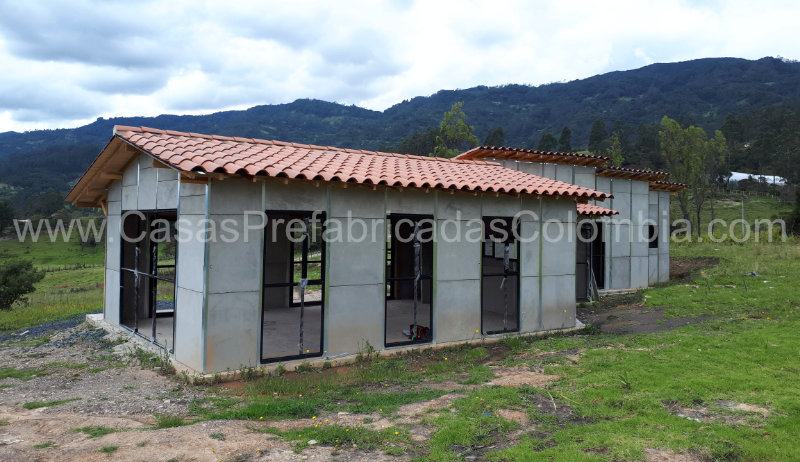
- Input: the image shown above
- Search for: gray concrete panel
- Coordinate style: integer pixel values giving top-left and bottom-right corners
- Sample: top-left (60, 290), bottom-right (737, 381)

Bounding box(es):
top-left (205, 291), bottom-right (260, 371)
top-left (542, 164), bottom-right (556, 180)
top-left (648, 254), bottom-right (659, 285)
top-left (104, 269), bottom-right (120, 325)
top-left (174, 287), bottom-right (205, 372)
top-left (180, 182), bottom-right (208, 197)
top-left (327, 218), bottom-right (385, 286)
top-left (206, 215), bottom-right (263, 294)
top-left (649, 190), bottom-right (659, 205)
top-left (325, 284), bottom-right (384, 356)
top-left (137, 167), bottom-right (158, 210)
top-left (518, 162), bottom-right (542, 177)
top-left (611, 192), bottom-right (631, 221)
top-left (610, 223), bottom-right (631, 257)
top-left (437, 220), bottom-right (481, 281)
top-left (631, 180), bottom-right (649, 195)
top-left (176, 214), bottom-right (207, 293)
top-left (434, 279), bottom-right (480, 343)
top-left (108, 200), bottom-right (121, 216)
top-left (542, 198), bottom-right (575, 223)
top-left (610, 257), bottom-right (631, 289)
top-left (649, 204), bottom-right (658, 222)
top-left (631, 193), bottom-right (649, 225)
top-left (518, 276), bottom-right (540, 333)
top-left (156, 177), bottom-right (179, 209)
top-left (659, 192), bottom-right (670, 254)
top-left (658, 253), bottom-right (670, 282)
top-left (122, 159), bottom-right (138, 187)
top-left (555, 164), bottom-right (573, 183)
top-left (105, 215), bottom-right (121, 271)
top-left (121, 185), bottom-right (138, 210)
top-left (611, 178), bottom-right (631, 195)
top-left (157, 168), bottom-right (179, 182)
top-left (573, 166), bottom-right (597, 189)
top-left (480, 194), bottom-right (520, 217)
top-left (438, 191), bottom-right (481, 220)
top-left (108, 181), bottom-right (122, 202)
top-left (330, 187), bottom-right (384, 219)
top-left (541, 229), bottom-right (575, 276)
top-left (631, 256), bottom-right (649, 289)
top-left (386, 188), bottom-right (435, 216)
top-left (209, 179), bottom-right (262, 214)
top-left (631, 226), bottom-right (649, 257)
top-left (519, 221), bottom-right (540, 277)
top-left (264, 180), bottom-right (327, 211)
top-left (541, 275), bottom-right (576, 330)
top-left (595, 176), bottom-right (611, 194)
top-left (179, 194), bottom-right (207, 216)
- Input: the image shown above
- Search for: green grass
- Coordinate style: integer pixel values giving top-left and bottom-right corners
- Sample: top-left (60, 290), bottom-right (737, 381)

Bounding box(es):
top-left (153, 414), bottom-right (188, 428)
top-left (32, 441), bottom-right (53, 449)
top-left (70, 425), bottom-right (119, 438)
top-left (258, 424), bottom-right (410, 453)
top-left (209, 432), bottom-right (225, 441)
top-left (22, 398), bottom-right (80, 409)
top-left (98, 445), bottom-right (119, 454)
top-left (0, 229), bottom-right (104, 266)
top-left (670, 194), bottom-right (792, 230)
top-left (0, 366), bottom-right (47, 381)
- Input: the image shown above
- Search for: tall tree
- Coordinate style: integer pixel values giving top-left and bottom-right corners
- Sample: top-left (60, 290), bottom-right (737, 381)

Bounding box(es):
top-left (0, 260), bottom-right (44, 310)
top-left (0, 200), bottom-right (13, 236)
top-left (395, 126), bottom-right (438, 156)
top-left (588, 118), bottom-right (608, 153)
top-left (536, 132), bottom-right (558, 151)
top-left (557, 126), bottom-right (572, 152)
top-left (659, 116), bottom-right (728, 236)
top-left (434, 102), bottom-right (479, 158)
top-left (606, 132), bottom-right (624, 166)
top-left (483, 126), bottom-right (505, 146)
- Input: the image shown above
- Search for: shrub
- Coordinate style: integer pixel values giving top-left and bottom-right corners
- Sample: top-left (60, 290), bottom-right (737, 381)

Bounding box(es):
top-left (0, 260), bottom-right (45, 310)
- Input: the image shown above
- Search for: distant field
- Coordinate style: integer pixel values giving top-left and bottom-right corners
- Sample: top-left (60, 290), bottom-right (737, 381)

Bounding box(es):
top-left (0, 229), bottom-right (104, 331)
top-left (670, 193), bottom-right (792, 227)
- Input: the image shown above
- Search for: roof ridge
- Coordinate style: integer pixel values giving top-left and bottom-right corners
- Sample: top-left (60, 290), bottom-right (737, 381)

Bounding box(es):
top-left (113, 125), bottom-right (496, 166)
top-left (464, 145), bottom-right (611, 161)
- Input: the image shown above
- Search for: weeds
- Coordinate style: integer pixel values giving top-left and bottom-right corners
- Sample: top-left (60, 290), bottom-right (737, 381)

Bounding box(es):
top-left (71, 426), bottom-right (118, 438)
top-left (153, 414), bottom-right (188, 429)
top-left (22, 397), bottom-right (80, 409)
top-left (33, 441), bottom-right (53, 449)
top-left (98, 445), bottom-right (118, 454)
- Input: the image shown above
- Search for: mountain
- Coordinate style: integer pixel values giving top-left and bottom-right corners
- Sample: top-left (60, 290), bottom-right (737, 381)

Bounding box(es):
top-left (1, 56), bottom-right (799, 210)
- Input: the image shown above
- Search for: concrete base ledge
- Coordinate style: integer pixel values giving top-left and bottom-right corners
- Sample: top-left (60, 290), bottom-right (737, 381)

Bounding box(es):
top-left (87, 313), bottom-right (587, 383)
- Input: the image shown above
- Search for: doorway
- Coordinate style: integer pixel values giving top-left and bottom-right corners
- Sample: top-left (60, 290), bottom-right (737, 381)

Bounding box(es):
top-left (261, 211), bottom-right (325, 362)
top-left (481, 217), bottom-right (519, 334)
top-left (576, 221), bottom-right (605, 301)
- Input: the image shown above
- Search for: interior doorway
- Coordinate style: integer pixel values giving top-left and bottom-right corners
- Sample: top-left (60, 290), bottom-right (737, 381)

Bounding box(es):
top-left (385, 214), bottom-right (434, 347)
top-left (119, 210), bottom-right (177, 351)
top-left (261, 211), bottom-right (325, 362)
top-left (576, 221), bottom-right (605, 301)
top-left (481, 217), bottom-right (519, 334)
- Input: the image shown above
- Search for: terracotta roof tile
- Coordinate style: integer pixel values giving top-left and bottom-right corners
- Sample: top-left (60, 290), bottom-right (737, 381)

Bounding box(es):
top-left (596, 165), bottom-right (670, 181)
top-left (456, 146), bottom-right (610, 167)
top-left (67, 126), bottom-right (614, 206)
top-left (577, 203), bottom-right (618, 217)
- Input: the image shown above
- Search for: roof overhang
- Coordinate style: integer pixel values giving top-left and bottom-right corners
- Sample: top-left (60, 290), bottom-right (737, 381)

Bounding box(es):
top-left (596, 166), bottom-right (670, 181)
top-left (456, 146), bottom-right (610, 167)
top-left (577, 203), bottom-right (619, 218)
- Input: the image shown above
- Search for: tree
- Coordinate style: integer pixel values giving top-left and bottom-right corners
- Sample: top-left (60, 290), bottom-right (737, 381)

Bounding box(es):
top-left (588, 118), bottom-right (607, 153)
top-left (395, 126), bottom-right (438, 156)
top-left (659, 116), bottom-right (728, 236)
top-left (483, 126), bottom-right (505, 146)
top-left (606, 132), bottom-right (624, 166)
top-left (536, 132), bottom-right (558, 151)
top-left (434, 102), bottom-right (479, 158)
top-left (0, 260), bottom-right (44, 310)
top-left (0, 200), bottom-right (13, 236)
top-left (557, 126), bottom-right (572, 152)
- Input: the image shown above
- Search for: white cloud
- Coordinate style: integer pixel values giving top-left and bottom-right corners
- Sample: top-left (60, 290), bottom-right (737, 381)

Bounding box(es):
top-left (0, 0), bottom-right (797, 132)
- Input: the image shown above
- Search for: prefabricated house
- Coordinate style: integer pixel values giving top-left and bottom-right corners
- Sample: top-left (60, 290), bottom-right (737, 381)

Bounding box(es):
top-left (68, 126), bottom-right (677, 374)
top-left (456, 147), bottom-right (685, 300)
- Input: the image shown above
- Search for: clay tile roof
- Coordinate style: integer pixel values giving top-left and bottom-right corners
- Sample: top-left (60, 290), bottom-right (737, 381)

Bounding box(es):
top-left (596, 165), bottom-right (670, 181)
top-left (577, 203), bottom-right (618, 217)
top-left (455, 146), bottom-right (610, 167)
top-left (649, 180), bottom-right (687, 192)
top-left (67, 126), bottom-right (612, 207)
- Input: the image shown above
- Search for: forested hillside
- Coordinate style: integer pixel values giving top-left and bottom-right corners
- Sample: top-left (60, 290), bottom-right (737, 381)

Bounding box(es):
top-left (1, 56), bottom-right (799, 213)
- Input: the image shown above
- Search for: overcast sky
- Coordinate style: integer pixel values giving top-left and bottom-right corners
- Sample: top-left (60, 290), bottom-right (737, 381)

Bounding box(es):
top-left (0, 0), bottom-right (797, 133)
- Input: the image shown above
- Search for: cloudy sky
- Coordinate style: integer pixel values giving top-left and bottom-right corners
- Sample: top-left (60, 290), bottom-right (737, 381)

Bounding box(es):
top-left (0, 0), bottom-right (797, 133)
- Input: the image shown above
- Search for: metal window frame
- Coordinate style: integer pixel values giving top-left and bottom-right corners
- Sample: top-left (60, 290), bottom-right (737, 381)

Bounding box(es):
top-left (260, 209), bottom-right (327, 363)
top-left (480, 216), bottom-right (521, 335)
top-left (384, 213), bottom-right (434, 348)
top-left (119, 209), bottom-right (178, 352)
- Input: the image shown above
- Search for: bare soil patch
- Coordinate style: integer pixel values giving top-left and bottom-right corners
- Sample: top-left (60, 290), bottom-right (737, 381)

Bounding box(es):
top-left (644, 447), bottom-right (706, 462)
top-left (580, 304), bottom-right (714, 334)
top-left (670, 257), bottom-right (720, 282)
top-left (664, 400), bottom-right (770, 426)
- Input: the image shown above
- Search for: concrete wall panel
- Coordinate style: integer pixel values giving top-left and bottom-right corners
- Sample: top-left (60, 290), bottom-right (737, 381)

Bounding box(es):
top-left (517, 162), bottom-right (542, 177)
top-left (542, 164), bottom-right (556, 180)
top-left (519, 221), bottom-right (540, 277)
top-left (573, 166), bottom-right (596, 189)
top-left (330, 187), bottom-right (384, 219)
top-left (519, 276), bottom-right (541, 333)
top-left (105, 215), bottom-right (121, 272)
top-left (438, 191), bottom-right (481, 220)
top-left (206, 215), bottom-right (263, 294)
top-left (436, 221), bottom-right (481, 281)
top-left (209, 179), bottom-right (262, 214)
top-left (631, 193), bottom-right (649, 225)
top-left (610, 257), bottom-right (631, 289)
top-left (137, 167), bottom-right (157, 210)
top-left (631, 180), bottom-right (649, 195)
top-left (611, 193), bottom-right (631, 221)
top-left (174, 287), bottom-right (205, 371)
top-left (325, 284), bottom-right (384, 356)
top-left (658, 252), bottom-right (670, 283)
top-left (386, 189), bottom-right (435, 216)
top-left (541, 229), bottom-right (575, 276)
top-left (205, 291), bottom-right (261, 371)
top-left (156, 176), bottom-right (179, 209)
top-left (264, 181), bottom-right (327, 211)
top-left (122, 160), bottom-right (138, 187)
top-left (610, 223), bottom-right (632, 257)
top-left (108, 181), bottom-right (122, 202)
top-left (541, 275), bottom-right (575, 330)
top-left (176, 214), bottom-right (207, 293)
top-left (648, 254), bottom-right (659, 285)
top-left (328, 218), bottom-right (385, 286)
top-left (480, 194), bottom-right (520, 217)
top-left (595, 176), bottom-right (611, 194)
top-left (542, 199), bottom-right (575, 223)
top-left (555, 164), bottom-right (573, 183)
top-left (434, 279), bottom-right (480, 343)
top-left (104, 269), bottom-right (120, 325)
top-left (121, 185), bottom-right (138, 210)
top-left (631, 256), bottom-right (649, 289)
